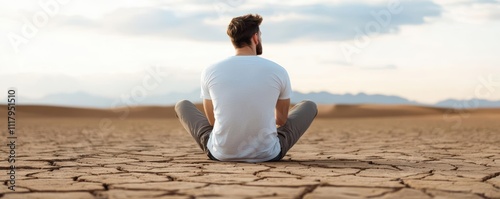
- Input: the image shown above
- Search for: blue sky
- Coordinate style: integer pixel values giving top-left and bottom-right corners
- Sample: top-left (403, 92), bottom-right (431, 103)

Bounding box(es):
top-left (1, 0), bottom-right (500, 104)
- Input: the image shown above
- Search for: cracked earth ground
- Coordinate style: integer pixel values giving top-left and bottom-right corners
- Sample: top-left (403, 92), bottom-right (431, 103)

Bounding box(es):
top-left (1, 115), bottom-right (499, 199)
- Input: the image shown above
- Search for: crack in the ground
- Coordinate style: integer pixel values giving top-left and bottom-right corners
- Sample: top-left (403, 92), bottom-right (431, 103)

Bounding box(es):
top-left (367, 160), bottom-right (404, 171)
top-left (398, 178), bottom-right (411, 189)
top-left (153, 191), bottom-right (194, 199)
top-left (296, 159), bottom-right (392, 171)
top-left (353, 168), bottom-right (367, 176)
top-left (297, 184), bottom-right (319, 199)
top-left (8, 118), bottom-right (500, 198)
top-left (367, 187), bottom-right (400, 198)
top-left (24, 171), bottom-right (47, 178)
top-left (252, 166), bottom-right (272, 176)
top-left (481, 172), bottom-right (500, 182)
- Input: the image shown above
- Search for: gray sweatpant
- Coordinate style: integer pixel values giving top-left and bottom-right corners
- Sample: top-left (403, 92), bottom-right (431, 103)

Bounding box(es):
top-left (174, 100), bottom-right (317, 162)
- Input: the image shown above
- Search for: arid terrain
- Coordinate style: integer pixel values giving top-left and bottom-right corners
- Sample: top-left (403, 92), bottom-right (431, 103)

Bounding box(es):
top-left (0, 105), bottom-right (499, 199)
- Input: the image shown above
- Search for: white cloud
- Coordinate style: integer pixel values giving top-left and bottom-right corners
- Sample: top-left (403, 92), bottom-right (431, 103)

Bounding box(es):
top-left (4, 0), bottom-right (441, 42)
top-left (434, 0), bottom-right (500, 23)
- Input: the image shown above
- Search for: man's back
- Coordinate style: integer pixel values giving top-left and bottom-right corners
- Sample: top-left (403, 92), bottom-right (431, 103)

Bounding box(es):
top-left (175, 14), bottom-right (316, 163)
top-left (201, 56), bottom-right (291, 162)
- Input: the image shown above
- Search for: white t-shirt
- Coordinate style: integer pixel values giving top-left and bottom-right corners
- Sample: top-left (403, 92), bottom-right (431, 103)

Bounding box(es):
top-left (201, 56), bottom-right (292, 162)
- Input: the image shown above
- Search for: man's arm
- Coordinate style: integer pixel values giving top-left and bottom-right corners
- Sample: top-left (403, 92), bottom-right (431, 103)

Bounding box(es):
top-left (203, 99), bottom-right (215, 126)
top-left (275, 98), bottom-right (290, 127)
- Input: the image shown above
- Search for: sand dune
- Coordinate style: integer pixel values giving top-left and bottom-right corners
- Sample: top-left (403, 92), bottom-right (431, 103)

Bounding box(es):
top-left (317, 104), bottom-right (447, 118)
top-left (1, 104), bottom-right (499, 119)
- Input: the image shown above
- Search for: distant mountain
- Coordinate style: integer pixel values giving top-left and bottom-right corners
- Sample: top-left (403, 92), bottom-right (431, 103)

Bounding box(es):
top-left (435, 98), bottom-right (500, 108)
top-left (291, 91), bottom-right (421, 105)
top-left (4, 90), bottom-right (500, 108)
top-left (16, 90), bottom-right (202, 108)
top-left (140, 89), bottom-right (201, 105)
top-left (20, 91), bottom-right (115, 108)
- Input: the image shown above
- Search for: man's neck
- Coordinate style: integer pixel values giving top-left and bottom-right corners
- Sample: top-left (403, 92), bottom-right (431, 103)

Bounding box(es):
top-left (235, 46), bottom-right (256, 56)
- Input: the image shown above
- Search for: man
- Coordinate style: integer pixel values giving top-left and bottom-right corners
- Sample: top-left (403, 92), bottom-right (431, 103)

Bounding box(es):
top-left (175, 14), bottom-right (317, 162)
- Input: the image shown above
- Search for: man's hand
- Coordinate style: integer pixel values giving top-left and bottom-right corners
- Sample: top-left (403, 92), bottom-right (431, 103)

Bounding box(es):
top-left (275, 99), bottom-right (290, 127)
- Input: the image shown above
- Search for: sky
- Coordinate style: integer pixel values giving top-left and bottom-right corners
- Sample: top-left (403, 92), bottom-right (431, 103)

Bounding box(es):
top-left (1, 0), bottom-right (500, 104)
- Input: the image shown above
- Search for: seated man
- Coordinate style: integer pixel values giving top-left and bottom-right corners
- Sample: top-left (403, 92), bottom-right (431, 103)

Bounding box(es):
top-left (175, 14), bottom-right (317, 162)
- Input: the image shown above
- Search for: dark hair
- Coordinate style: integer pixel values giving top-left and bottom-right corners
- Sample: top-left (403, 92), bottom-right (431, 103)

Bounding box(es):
top-left (227, 14), bottom-right (262, 48)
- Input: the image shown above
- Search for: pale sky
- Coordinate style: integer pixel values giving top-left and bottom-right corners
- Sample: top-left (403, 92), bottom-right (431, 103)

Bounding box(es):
top-left (1, 0), bottom-right (500, 104)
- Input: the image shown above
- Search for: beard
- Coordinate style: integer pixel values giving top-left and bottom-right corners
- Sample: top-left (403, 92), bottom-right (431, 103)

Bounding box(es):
top-left (256, 41), bottom-right (263, 55)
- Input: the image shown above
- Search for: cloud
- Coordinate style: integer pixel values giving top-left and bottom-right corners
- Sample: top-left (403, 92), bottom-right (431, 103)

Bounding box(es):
top-left (259, 1), bottom-right (442, 41)
top-left (54, 1), bottom-right (442, 42)
top-left (360, 64), bottom-right (398, 70)
top-left (476, 0), bottom-right (499, 4)
top-left (321, 60), bottom-right (398, 70)
top-left (436, 0), bottom-right (500, 23)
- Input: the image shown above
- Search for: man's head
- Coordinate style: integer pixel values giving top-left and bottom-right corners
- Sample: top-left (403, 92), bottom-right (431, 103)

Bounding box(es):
top-left (227, 14), bottom-right (263, 55)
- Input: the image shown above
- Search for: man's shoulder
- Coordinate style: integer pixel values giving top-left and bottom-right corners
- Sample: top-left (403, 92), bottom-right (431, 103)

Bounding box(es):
top-left (262, 58), bottom-right (289, 77)
top-left (204, 56), bottom-right (235, 71)
top-left (250, 57), bottom-right (288, 74)
top-left (255, 56), bottom-right (282, 66)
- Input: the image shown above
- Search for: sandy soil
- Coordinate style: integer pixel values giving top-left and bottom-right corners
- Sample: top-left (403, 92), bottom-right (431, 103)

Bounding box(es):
top-left (0, 105), bottom-right (499, 198)
top-left (2, 104), bottom-right (500, 119)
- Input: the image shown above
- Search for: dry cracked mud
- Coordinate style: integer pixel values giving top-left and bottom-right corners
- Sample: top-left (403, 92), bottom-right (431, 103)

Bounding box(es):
top-left (1, 115), bottom-right (499, 199)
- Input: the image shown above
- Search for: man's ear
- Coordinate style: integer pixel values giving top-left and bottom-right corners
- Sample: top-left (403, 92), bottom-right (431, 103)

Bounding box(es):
top-left (252, 34), bottom-right (259, 45)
